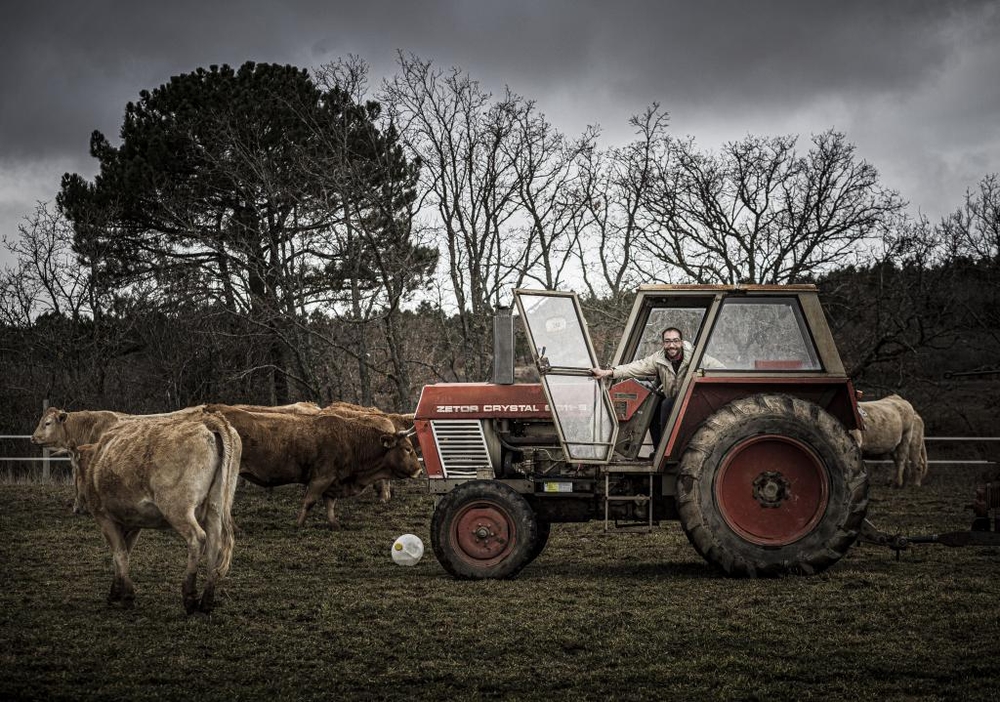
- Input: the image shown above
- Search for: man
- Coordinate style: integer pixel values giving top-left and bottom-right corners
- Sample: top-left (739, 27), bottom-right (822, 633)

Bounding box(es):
top-left (590, 327), bottom-right (723, 451)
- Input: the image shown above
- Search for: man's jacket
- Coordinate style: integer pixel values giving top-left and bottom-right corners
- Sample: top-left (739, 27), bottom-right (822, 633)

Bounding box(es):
top-left (609, 341), bottom-right (723, 398)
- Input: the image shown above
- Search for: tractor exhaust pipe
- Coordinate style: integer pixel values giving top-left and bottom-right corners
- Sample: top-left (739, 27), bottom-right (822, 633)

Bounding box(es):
top-left (493, 306), bottom-right (514, 385)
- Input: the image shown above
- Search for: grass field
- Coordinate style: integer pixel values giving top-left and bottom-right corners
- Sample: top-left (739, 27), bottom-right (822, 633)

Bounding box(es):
top-left (2, 463), bottom-right (998, 701)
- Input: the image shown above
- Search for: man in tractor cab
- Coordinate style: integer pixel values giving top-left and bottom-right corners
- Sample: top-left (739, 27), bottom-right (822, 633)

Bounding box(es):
top-left (590, 327), bottom-right (723, 451)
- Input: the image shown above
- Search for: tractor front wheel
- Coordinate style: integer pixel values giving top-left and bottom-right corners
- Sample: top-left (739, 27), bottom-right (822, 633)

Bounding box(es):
top-left (431, 480), bottom-right (539, 580)
top-left (677, 394), bottom-right (868, 576)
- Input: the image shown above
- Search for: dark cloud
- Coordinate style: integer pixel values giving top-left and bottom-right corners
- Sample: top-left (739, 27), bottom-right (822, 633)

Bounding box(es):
top-left (1, 0), bottom-right (998, 261)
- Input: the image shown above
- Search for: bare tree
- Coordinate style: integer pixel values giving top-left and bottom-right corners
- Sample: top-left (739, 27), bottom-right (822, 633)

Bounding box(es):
top-left (382, 54), bottom-right (543, 379)
top-left (939, 173), bottom-right (1000, 261)
top-left (640, 129), bottom-right (905, 284)
top-left (571, 107), bottom-right (672, 298)
top-left (303, 57), bottom-right (439, 409)
top-left (508, 103), bottom-right (593, 290)
top-left (0, 203), bottom-right (92, 326)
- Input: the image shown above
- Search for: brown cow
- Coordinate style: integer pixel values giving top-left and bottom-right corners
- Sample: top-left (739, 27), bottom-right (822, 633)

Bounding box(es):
top-left (31, 406), bottom-right (203, 513)
top-left (72, 411), bottom-right (241, 614)
top-left (205, 404), bottom-right (422, 528)
top-left (853, 394), bottom-right (929, 488)
top-left (228, 401), bottom-right (401, 505)
top-left (322, 401), bottom-right (417, 503)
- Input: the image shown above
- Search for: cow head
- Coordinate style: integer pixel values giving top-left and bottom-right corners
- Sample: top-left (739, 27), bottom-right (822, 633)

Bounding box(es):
top-left (381, 432), bottom-right (423, 479)
top-left (31, 408), bottom-right (68, 447)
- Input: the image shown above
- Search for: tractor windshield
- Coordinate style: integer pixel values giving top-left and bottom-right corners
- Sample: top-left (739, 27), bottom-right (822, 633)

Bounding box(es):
top-left (703, 297), bottom-right (822, 371)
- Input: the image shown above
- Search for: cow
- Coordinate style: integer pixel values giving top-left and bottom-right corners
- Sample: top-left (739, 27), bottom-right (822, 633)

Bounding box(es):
top-left (33, 408), bottom-right (132, 512)
top-left (230, 402), bottom-right (322, 414)
top-left (227, 400), bottom-right (402, 505)
top-left (31, 406), bottom-right (203, 513)
top-left (71, 410), bottom-right (241, 614)
top-left (204, 404), bottom-right (422, 528)
top-left (852, 394), bottom-right (929, 488)
top-left (322, 401), bottom-right (417, 503)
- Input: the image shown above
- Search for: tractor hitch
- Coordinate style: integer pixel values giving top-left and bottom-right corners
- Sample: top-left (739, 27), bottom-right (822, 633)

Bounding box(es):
top-left (904, 530), bottom-right (1000, 547)
top-left (860, 515), bottom-right (1000, 556)
top-left (860, 470), bottom-right (1000, 555)
top-left (859, 519), bottom-right (912, 555)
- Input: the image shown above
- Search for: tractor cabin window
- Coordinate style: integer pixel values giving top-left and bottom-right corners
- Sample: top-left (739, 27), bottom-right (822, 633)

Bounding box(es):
top-left (704, 297), bottom-right (822, 371)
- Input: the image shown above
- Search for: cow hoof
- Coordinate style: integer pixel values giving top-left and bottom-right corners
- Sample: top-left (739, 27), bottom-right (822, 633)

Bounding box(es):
top-left (184, 596), bottom-right (200, 615)
top-left (198, 591), bottom-right (215, 613)
top-left (326, 520), bottom-right (342, 531)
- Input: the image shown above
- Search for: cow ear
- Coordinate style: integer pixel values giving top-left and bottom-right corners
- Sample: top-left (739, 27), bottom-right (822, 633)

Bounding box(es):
top-left (57, 411), bottom-right (68, 423)
top-left (381, 434), bottom-right (398, 448)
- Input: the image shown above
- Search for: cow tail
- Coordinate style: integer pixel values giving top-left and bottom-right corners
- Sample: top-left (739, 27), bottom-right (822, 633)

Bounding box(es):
top-left (208, 417), bottom-right (242, 580)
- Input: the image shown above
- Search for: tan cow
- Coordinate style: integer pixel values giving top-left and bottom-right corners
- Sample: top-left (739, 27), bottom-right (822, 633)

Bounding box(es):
top-left (853, 394), bottom-right (929, 488)
top-left (229, 402), bottom-right (322, 414)
top-left (31, 406), bottom-right (203, 513)
top-left (322, 401), bottom-right (417, 503)
top-left (205, 404), bottom-right (422, 528)
top-left (72, 411), bottom-right (241, 614)
top-left (33, 408), bottom-right (132, 512)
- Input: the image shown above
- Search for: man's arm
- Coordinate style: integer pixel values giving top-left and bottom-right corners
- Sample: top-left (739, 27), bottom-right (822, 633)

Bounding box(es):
top-left (589, 353), bottom-right (659, 380)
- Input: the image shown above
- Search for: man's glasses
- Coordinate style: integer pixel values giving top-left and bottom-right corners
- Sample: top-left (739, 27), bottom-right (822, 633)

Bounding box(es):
top-left (662, 338), bottom-right (683, 344)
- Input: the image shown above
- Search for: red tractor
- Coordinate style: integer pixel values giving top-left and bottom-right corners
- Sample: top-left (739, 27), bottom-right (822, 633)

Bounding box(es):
top-left (413, 285), bottom-right (869, 578)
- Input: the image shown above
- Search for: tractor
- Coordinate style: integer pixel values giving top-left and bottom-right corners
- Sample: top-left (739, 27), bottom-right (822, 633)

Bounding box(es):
top-left (413, 285), bottom-right (873, 578)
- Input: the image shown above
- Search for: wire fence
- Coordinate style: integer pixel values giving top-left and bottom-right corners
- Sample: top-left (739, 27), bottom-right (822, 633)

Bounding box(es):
top-left (2, 435), bottom-right (997, 483)
top-left (0, 435), bottom-right (72, 482)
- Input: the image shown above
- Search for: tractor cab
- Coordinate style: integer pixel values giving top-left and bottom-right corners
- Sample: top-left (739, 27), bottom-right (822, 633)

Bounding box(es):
top-left (514, 285), bottom-right (859, 470)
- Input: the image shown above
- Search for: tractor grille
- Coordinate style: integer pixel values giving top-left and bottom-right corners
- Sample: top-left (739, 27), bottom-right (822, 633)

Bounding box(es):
top-left (430, 420), bottom-right (492, 479)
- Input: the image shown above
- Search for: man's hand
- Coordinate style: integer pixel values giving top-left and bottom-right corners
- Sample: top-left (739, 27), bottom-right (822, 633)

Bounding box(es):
top-left (590, 367), bottom-right (613, 379)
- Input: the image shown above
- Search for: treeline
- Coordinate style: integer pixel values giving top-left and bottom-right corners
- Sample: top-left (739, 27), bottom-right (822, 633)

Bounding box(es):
top-left (2, 255), bottom-right (999, 437)
top-left (1, 56), bottom-right (999, 440)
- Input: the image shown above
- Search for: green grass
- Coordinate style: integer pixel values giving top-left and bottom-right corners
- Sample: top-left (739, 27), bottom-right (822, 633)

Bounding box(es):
top-left (2, 464), bottom-right (998, 701)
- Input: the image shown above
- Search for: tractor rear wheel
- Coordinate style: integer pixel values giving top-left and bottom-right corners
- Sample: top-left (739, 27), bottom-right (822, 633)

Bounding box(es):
top-left (676, 393), bottom-right (868, 576)
top-left (431, 480), bottom-right (539, 580)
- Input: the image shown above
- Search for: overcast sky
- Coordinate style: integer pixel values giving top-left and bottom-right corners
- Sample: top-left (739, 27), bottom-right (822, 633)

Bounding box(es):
top-left (2, 0), bottom-right (998, 269)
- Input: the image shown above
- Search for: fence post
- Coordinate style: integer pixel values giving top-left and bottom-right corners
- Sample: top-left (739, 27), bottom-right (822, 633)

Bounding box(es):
top-left (42, 398), bottom-right (50, 482)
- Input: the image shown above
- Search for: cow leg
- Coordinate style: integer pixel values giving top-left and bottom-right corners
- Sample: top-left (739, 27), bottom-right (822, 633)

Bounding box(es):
top-left (71, 464), bottom-right (89, 515)
top-left (915, 441), bottom-right (929, 486)
top-left (124, 528), bottom-right (141, 553)
top-left (322, 496), bottom-right (342, 530)
top-left (98, 519), bottom-right (135, 607)
top-left (378, 479), bottom-right (392, 503)
top-left (198, 505), bottom-right (232, 614)
top-left (167, 509), bottom-right (208, 615)
top-left (296, 478), bottom-right (333, 528)
top-left (892, 448), bottom-right (906, 488)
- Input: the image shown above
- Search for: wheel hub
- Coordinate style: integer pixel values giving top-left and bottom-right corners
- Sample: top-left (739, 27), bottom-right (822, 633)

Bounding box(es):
top-left (752, 471), bottom-right (791, 508)
top-left (715, 435), bottom-right (830, 546)
top-left (453, 503), bottom-right (514, 566)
